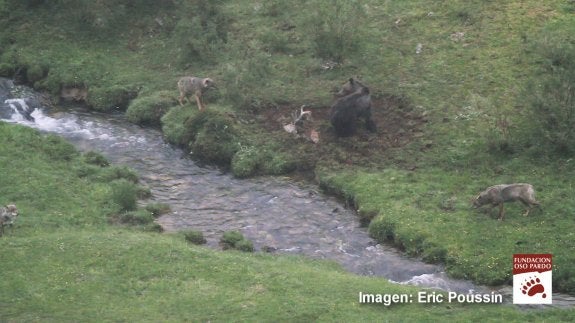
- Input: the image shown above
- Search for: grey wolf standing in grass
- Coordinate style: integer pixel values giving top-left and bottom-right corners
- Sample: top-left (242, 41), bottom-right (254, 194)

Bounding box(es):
top-left (177, 76), bottom-right (215, 111)
top-left (0, 204), bottom-right (19, 236)
top-left (473, 184), bottom-right (541, 221)
top-left (330, 77), bottom-right (376, 137)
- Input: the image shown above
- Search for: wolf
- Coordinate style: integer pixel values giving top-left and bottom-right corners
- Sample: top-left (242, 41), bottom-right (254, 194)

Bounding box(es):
top-left (330, 78), bottom-right (376, 137)
top-left (472, 184), bottom-right (541, 221)
top-left (177, 76), bottom-right (215, 111)
top-left (0, 204), bottom-right (19, 236)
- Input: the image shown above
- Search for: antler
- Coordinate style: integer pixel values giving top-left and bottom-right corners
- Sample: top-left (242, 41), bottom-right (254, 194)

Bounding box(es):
top-left (284, 105), bottom-right (312, 135)
top-left (294, 105), bottom-right (312, 124)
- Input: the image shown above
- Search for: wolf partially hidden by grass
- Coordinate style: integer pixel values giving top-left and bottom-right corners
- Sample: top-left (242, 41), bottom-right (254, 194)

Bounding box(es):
top-left (177, 76), bottom-right (215, 111)
top-left (0, 204), bottom-right (19, 236)
top-left (330, 77), bottom-right (376, 137)
top-left (473, 184), bottom-right (542, 221)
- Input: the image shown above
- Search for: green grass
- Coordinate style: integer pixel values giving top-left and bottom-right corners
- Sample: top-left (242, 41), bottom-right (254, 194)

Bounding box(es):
top-left (318, 164), bottom-right (575, 292)
top-left (4, 124), bottom-right (575, 321)
top-left (1, 0), bottom-right (575, 311)
top-left (0, 123), bottom-right (112, 231)
top-left (5, 230), bottom-right (575, 322)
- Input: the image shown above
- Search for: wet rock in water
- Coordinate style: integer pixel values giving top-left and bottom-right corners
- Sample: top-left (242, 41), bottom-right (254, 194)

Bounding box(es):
top-left (60, 85), bottom-right (88, 102)
top-left (262, 246), bottom-right (277, 253)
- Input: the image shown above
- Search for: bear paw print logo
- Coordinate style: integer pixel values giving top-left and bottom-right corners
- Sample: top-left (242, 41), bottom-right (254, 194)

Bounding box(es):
top-left (520, 277), bottom-right (547, 298)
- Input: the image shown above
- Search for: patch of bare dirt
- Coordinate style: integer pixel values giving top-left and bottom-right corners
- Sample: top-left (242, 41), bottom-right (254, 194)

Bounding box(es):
top-left (258, 93), bottom-right (429, 170)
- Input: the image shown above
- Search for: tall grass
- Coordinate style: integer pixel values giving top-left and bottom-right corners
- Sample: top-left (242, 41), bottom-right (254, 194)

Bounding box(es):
top-left (306, 0), bottom-right (367, 62)
top-left (519, 17), bottom-right (575, 155)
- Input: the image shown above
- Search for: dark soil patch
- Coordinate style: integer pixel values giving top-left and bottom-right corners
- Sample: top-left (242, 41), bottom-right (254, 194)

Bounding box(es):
top-left (258, 93), bottom-right (429, 172)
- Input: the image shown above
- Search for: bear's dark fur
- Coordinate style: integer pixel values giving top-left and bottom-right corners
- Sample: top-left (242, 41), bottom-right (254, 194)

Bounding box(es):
top-left (329, 78), bottom-right (376, 137)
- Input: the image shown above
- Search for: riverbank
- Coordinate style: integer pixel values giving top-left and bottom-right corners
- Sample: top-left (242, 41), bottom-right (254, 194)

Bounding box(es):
top-left (1, 0), bottom-right (575, 296)
top-left (1, 121), bottom-right (573, 321)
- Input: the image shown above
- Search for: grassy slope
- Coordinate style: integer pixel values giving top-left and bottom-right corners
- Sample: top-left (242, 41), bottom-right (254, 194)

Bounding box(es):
top-left (318, 166), bottom-right (575, 288)
top-left (4, 123), bottom-right (575, 321)
top-left (1, 0), bottom-right (574, 297)
top-left (0, 124), bottom-right (112, 232)
top-left (315, 0), bottom-right (575, 292)
top-left (4, 231), bottom-right (573, 322)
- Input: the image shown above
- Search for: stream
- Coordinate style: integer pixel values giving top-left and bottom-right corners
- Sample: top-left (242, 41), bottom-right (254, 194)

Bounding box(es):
top-left (2, 79), bottom-right (574, 307)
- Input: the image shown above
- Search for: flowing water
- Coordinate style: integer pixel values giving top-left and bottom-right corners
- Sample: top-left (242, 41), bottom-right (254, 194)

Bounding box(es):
top-left (2, 79), bottom-right (574, 307)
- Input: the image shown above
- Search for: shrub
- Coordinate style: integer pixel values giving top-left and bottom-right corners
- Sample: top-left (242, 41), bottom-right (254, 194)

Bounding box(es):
top-left (368, 216), bottom-right (396, 242)
top-left (136, 186), bottom-right (152, 199)
top-left (485, 125), bottom-right (514, 155)
top-left (184, 230), bottom-right (207, 245)
top-left (75, 163), bottom-right (101, 178)
top-left (219, 230), bottom-right (253, 252)
top-left (220, 230), bottom-right (245, 250)
top-left (235, 239), bottom-right (254, 252)
top-left (110, 179), bottom-right (139, 212)
top-left (144, 223), bottom-right (164, 232)
top-left (83, 151), bottom-right (110, 167)
top-left (82, 164), bottom-right (139, 183)
top-left (118, 209), bottom-right (155, 225)
top-left (145, 203), bottom-right (171, 217)
top-left (305, 0), bottom-right (367, 62)
top-left (521, 20), bottom-right (575, 155)
top-left (173, 0), bottom-right (229, 66)
top-left (422, 242), bottom-right (448, 264)
top-left (217, 47), bottom-right (273, 111)
top-left (99, 165), bottom-right (139, 183)
top-left (231, 146), bottom-right (260, 178)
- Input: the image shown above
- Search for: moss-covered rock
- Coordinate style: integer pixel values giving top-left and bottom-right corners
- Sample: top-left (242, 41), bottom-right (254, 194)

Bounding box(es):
top-left (179, 109), bottom-right (241, 165)
top-left (26, 63), bottom-right (48, 85)
top-left (260, 151), bottom-right (297, 175)
top-left (161, 105), bottom-right (195, 146)
top-left (231, 146), bottom-right (260, 178)
top-left (0, 62), bottom-right (15, 77)
top-left (231, 146), bottom-right (297, 178)
top-left (162, 107), bottom-right (241, 166)
top-left (88, 85), bottom-right (138, 112)
top-left (126, 91), bottom-right (177, 126)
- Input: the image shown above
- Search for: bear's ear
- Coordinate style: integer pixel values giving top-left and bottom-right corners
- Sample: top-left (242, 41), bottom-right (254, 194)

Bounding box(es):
top-left (348, 78), bottom-right (354, 84)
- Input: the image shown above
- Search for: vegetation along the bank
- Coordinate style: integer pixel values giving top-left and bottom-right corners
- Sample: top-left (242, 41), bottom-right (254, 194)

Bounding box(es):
top-left (1, 121), bottom-right (574, 323)
top-left (1, 0), bottom-right (575, 315)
